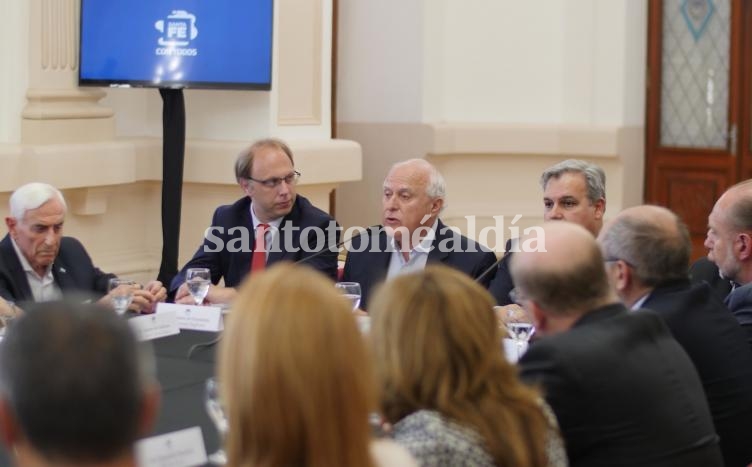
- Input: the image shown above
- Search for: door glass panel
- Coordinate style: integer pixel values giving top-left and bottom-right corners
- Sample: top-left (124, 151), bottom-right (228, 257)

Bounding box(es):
top-left (660, 0), bottom-right (730, 149)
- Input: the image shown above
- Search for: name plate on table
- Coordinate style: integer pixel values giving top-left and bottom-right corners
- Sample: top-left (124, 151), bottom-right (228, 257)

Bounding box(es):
top-left (503, 338), bottom-right (529, 364)
top-left (129, 310), bottom-right (180, 341)
top-left (136, 426), bottom-right (207, 467)
top-left (156, 303), bottom-right (224, 332)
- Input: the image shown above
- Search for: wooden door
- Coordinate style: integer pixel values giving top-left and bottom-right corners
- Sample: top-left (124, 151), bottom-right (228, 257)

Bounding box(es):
top-left (645, 0), bottom-right (746, 260)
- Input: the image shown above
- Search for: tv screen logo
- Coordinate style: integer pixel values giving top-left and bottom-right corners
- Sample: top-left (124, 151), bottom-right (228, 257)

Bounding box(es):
top-left (154, 10), bottom-right (198, 56)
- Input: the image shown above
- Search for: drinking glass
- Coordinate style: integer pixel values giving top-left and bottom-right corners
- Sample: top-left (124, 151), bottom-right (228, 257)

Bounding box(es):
top-left (497, 304), bottom-right (535, 361)
top-left (108, 278), bottom-right (136, 315)
top-left (0, 301), bottom-right (18, 337)
top-left (205, 378), bottom-right (228, 465)
top-left (186, 268), bottom-right (211, 306)
top-left (335, 282), bottom-right (362, 311)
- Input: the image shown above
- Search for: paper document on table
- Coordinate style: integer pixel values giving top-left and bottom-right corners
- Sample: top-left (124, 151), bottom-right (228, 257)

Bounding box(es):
top-left (136, 426), bottom-right (207, 467)
top-left (156, 303), bottom-right (223, 332)
top-left (129, 310), bottom-right (181, 341)
top-left (503, 338), bottom-right (529, 364)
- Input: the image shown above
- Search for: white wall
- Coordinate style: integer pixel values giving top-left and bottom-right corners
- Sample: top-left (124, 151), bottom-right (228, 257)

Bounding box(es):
top-left (337, 0), bottom-right (426, 123)
top-left (336, 0), bottom-right (647, 236)
top-left (338, 0), bottom-right (647, 127)
top-left (431, 0), bottom-right (565, 123)
top-left (0, 0), bottom-right (29, 143)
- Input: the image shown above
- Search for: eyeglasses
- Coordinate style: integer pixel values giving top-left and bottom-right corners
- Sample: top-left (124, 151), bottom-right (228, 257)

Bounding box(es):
top-left (247, 171), bottom-right (301, 189)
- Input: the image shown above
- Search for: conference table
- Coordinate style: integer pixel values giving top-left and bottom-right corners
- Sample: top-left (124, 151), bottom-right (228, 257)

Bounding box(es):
top-left (0, 329), bottom-right (223, 467)
top-left (0, 317), bottom-right (528, 466)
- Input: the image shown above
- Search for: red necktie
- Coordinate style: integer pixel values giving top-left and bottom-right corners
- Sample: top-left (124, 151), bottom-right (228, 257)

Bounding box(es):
top-left (251, 223), bottom-right (270, 272)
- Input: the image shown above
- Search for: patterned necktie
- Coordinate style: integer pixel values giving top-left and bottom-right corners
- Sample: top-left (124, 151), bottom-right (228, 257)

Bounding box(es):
top-left (251, 223), bottom-right (270, 272)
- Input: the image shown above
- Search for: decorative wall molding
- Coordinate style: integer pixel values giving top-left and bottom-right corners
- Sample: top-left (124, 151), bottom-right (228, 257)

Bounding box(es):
top-left (0, 137), bottom-right (362, 192)
top-left (40, 0), bottom-right (78, 71)
top-left (23, 88), bottom-right (113, 120)
top-left (277, 0), bottom-right (323, 125)
top-left (427, 123), bottom-right (631, 157)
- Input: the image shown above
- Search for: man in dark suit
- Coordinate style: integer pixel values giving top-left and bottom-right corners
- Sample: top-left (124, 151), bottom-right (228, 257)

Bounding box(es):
top-left (0, 183), bottom-right (165, 312)
top-left (704, 179), bottom-right (752, 348)
top-left (342, 159), bottom-right (496, 310)
top-left (0, 300), bottom-right (159, 466)
top-left (513, 222), bottom-right (722, 467)
top-left (172, 139), bottom-right (339, 304)
top-left (689, 256), bottom-right (733, 302)
top-left (599, 205), bottom-right (752, 467)
top-left (489, 159), bottom-right (606, 305)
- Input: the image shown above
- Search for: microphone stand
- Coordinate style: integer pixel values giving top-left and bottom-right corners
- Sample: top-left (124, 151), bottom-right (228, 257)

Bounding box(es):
top-left (296, 225), bottom-right (379, 265)
top-left (475, 253), bottom-right (505, 284)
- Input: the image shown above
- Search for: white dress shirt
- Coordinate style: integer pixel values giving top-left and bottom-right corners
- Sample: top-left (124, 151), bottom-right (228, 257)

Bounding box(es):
top-left (386, 220), bottom-right (438, 279)
top-left (631, 292), bottom-right (651, 311)
top-left (11, 238), bottom-right (62, 302)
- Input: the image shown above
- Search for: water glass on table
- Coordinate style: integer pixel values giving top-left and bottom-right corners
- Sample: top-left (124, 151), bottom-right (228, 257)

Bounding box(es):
top-left (108, 278), bottom-right (137, 315)
top-left (0, 301), bottom-right (19, 336)
top-left (205, 377), bottom-right (228, 465)
top-left (335, 281), bottom-right (362, 311)
top-left (495, 301), bottom-right (535, 362)
top-left (186, 268), bottom-right (211, 306)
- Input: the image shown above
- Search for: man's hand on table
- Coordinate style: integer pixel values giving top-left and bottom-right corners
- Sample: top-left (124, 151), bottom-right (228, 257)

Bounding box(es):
top-left (99, 280), bottom-right (167, 314)
top-left (175, 283), bottom-right (237, 305)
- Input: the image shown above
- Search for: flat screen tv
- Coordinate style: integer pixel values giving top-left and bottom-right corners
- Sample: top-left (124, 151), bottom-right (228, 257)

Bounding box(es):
top-left (79, 0), bottom-right (273, 90)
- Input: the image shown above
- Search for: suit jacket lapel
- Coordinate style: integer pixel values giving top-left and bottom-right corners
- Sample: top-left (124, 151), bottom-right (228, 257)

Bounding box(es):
top-left (372, 231), bottom-right (392, 284)
top-left (52, 261), bottom-right (76, 291)
top-left (427, 219), bottom-right (449, 264)
top-left (0, 235), bottom-right (33, 301)
top-left (237, 202), bottom-right (254, 271)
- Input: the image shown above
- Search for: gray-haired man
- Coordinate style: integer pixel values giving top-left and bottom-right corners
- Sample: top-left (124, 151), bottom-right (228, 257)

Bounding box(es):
top-left (489, 159), bottom-right (607, 305)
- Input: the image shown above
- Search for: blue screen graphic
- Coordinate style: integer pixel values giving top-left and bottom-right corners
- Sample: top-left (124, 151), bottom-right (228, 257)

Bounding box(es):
top-left (79, 0), bottom-right (273, 89)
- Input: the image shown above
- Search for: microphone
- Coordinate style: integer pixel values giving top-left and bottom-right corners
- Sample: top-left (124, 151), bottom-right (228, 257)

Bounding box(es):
top-left (296, 225), bottom-right (380, 265)
top-left (476, 237), bottom-right (518, 284)
top-left (475, 253), bottom-right (505, 284)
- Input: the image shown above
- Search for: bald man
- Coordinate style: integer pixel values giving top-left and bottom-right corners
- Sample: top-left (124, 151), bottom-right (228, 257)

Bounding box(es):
top-left (704, 180), bottom-right (752, 347)
top-left (511, 222), bottom-right (722, 467)
top-left (599, 205), bottom-right (752, 467)
top-left (342, 159), bottom-right (497, 310)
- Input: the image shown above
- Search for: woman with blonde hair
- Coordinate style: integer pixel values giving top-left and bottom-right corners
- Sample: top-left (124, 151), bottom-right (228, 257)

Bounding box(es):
top-left (370, 265), bottom-right (567, 467)
top-left (219, 263), bottom-right (415, 467)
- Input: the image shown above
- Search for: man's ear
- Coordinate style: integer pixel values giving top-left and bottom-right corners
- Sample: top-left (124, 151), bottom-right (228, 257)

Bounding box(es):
top-left (736, 232), bottom-right (752, 261)
top-left (593, 198), bottom-right (606, 220)
top-left (5, 218), bottom-right (16, 236)
top-left (430, 197), bottom-right (443, 216)
top-left (137, 384), bottom-right (161, 437)
top-left (239, 178), bottom-right (252, 196)
top-left (0, 398), bottom-right (20, 448)
top-left (528, 301), bottom-right (547, 337)
top-left (613, 260), bottom-right (632, 293)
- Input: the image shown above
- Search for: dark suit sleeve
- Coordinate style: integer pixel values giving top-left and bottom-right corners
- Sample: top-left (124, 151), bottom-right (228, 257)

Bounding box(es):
top-left (725, 289), bottom-right (752, 352)
top-left (57, 237), bottom-right (116, 299)
top-left (690, 257), bottom-right (732, 302)
top-left (488, 252), bottom-right (514, 305)
top-left (92, 268), bottom-right (116, 296)
top-left (170, 209), bottom-right (226, 292)
top-left (341, 232), bottom-right (383, 310)
top-left (474, 250), bottom-right (499, 288)
top-left (296, 218), bottom-right (340, 279)
top-left (519, 342), bottom-right (587, 460)
top-left (0, 261), bottom-right (18, 302)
